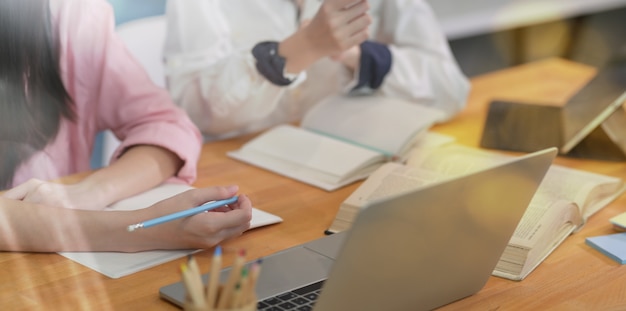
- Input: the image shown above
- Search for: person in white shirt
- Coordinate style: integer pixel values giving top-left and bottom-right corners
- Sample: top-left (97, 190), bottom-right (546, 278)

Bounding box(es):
top-left (164, 0), bottom-right (470, 140)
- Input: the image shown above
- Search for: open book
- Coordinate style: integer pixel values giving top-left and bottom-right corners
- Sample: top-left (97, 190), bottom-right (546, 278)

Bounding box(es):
top-left (227, 95), bottom-right (446, 191)
top-left (327, 135), bottom-right (625, 280)
top-left (59, 183), bottom-right (282, 278)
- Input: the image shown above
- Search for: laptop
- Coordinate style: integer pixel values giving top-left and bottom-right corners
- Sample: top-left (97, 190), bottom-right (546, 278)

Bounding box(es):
top-left (160, 147), bottom-right (557, 311)
top-left (480, 60), bottom-right (626, 161)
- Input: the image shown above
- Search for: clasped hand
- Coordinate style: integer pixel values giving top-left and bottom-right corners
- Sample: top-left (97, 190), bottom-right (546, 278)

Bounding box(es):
top-left (303, 0), bottom-right (371, 60)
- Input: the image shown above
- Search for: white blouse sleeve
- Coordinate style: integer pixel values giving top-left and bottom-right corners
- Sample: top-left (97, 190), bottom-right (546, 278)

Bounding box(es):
top-left (374, 0), bottom-right (471, 120)
top-left (163, 0), bottom-right (291, 136)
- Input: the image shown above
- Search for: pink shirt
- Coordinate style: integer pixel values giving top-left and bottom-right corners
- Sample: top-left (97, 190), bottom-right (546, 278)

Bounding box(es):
top-left (11, 0), bottom-right (202, 187)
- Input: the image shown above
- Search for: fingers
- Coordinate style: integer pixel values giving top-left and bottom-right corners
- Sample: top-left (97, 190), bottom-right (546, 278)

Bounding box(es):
top-left (328, 0), bottom-right (366, 10)
top-left (187, 195), bottom-right (253, 247)
top-left (317, 0), bottom-right (371, 52)
top-left (228, 194), bottom-right (252, 211)
top-left (339, 0), bottom-right (370, 24)
top-left (207, 206), bottom-right (252, 231)
top-left (2, 178), bottom-right (44, 200)
top-left (339, 15), bottom-right (370, 47)
top-left (337, 2), bottom-right (370, 45)
top-left (180, 185), bottom-right (240, 207)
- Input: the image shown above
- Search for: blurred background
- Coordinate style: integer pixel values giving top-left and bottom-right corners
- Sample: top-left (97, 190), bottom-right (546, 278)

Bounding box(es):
top-left (106, 0), bottom-right (626, 77)
top-left (94, 0), bottom-right (626, 167)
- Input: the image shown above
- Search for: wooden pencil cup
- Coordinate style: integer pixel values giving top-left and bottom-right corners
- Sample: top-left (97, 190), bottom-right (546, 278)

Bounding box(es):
top-left (183, 285), bottom-right (257, 311)
top-left (183, 301), bottom-right (256, 311)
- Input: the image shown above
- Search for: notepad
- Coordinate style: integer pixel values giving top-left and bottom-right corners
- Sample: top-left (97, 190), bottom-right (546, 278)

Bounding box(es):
top-left (585, 233), bottom-right (626, 264)
top-left (609, 212), bottom-right (626, 231)
top-left (59, 183), bottom-right (283, 278)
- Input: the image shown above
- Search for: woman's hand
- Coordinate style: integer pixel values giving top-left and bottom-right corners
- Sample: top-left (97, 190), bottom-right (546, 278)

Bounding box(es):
top-left (330, 45), bottom-right (361, 72)
top-left (141, 185), bottom-right (253, 250)
top-left (2, 178), bottom-right (110, 210)
top-left (280, 0), bottom-right (371, 73)
top-left (304, 0), bottom-right (370, 56)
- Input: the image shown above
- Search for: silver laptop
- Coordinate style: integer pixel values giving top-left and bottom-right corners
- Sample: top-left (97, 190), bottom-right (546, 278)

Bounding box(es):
top-left (160, 147), bottom-right (557, 311)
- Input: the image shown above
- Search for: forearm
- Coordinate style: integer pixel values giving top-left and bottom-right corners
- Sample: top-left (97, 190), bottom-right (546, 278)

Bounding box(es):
top-left (0, 186), bottom-right (251, 252)
top-left (0, 199), bottom-right (189, 252)
top-left (279, 32), bottom-right (322, 74)
top-left (0, 197), bottom-right (139, 252)
top-left (81, 145), bottom-right (183, 208)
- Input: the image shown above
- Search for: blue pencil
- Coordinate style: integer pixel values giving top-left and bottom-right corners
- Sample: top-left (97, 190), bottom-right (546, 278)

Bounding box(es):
top-left (127, 196), bottom-right (239, 232)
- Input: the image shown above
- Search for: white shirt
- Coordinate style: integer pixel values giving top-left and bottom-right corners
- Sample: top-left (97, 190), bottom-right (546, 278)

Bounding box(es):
top-left (164, 0), bottom-right (471, 140)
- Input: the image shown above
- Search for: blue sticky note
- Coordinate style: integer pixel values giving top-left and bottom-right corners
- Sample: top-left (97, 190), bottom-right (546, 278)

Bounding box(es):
top-left (586, 233), bottom-right (626, 264)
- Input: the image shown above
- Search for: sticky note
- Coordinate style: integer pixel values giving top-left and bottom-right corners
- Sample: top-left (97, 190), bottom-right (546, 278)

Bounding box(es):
top-left (586, 233), bottom-right (626, 264)
top-left (609, 212), bottom-right (626, 231)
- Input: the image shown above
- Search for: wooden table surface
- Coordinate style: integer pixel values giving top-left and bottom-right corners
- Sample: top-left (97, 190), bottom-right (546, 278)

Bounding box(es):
top-left (2, 58), bottom-right (626, 310)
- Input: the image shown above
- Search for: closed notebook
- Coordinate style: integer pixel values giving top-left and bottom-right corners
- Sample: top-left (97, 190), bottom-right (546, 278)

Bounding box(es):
top-left (585, 233), bottom-right (626, 264)
top-left (59, 183), bottom-right (282, 278)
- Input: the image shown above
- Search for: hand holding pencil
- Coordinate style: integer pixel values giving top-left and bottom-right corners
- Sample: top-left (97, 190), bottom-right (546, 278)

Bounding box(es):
top-left (127, 196), bottom-right (239, 231)
top-left (121, 186), bottom-right (253, 251)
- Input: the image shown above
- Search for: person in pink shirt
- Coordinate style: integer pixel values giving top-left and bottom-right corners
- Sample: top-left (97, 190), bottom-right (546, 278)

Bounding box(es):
top-left (0, 0), bottom-right (252, 252)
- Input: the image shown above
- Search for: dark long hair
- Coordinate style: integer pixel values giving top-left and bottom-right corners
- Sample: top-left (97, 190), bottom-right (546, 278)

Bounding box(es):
top-left (0, 0), bottom-right (75, 189)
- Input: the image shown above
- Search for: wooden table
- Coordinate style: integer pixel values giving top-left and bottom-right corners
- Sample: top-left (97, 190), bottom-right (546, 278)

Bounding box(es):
top-left (3, 58), bottom-right (626, 310)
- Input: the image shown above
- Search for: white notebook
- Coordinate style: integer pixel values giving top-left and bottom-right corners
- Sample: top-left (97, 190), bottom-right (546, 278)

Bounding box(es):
top-left (59, 183), bottom-right (282, 278)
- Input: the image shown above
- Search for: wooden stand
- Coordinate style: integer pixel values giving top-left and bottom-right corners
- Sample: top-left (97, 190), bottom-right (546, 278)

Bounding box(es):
top-left (480, 100), bottom-right (626, 161)
top-left (481, 60), bottom-right (626, 161)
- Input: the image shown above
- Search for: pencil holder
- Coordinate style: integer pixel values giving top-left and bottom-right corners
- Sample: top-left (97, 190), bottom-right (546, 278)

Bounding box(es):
top-left (183, 285), bottom-right (257, 311)
top-left (183, 301), bottom-right (256, 311)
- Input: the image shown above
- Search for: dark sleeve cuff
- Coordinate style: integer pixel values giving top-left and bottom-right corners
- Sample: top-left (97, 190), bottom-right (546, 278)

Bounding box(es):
top-left (353, 41), bottom-right (392, 90)
top-left (252, 41), bottom-right (294, 86)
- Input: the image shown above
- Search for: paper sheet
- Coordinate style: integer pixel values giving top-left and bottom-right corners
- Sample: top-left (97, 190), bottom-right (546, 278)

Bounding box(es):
top-left (586, 233), bottom-right (626, 264)
top-left (59, 183), bottom-right (282, 278)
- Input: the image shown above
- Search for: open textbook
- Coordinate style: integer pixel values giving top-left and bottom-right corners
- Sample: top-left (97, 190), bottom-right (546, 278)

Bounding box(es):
top-left (228, 95), bottom-right (446, 191)
top-left (59, 183), bottom-right (282, 278)
top-left (327, 135), bottom-right (626, 280)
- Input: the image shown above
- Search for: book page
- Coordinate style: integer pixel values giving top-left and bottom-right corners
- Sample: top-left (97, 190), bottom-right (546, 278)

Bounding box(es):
top-left (509, 199), bottom-right (579, 247)
top-left (407, 144), bottom-right (511, 177)
top-left (342, 162), bottom-right (443, 208)
top-left (329, 162), bottom-right (446, 233)
top-left (329, 133), bottom-right (457, 233)
top-left (495, 198), bottom-right (579, 280)
top-left (59, 183), bottom-right (283, 278)
top-left (301, 95), bottom-right (446, 156)
top-left (410, 145), bottom-right (624, 224)
top-left (228, 124), bottom-right (385, 190)
top-left (543, 165), bottom-right (625, 220)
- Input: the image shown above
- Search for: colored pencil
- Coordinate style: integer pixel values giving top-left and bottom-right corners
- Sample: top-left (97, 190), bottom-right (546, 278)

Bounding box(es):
top-left (127, 196), bottom-right (238, 231)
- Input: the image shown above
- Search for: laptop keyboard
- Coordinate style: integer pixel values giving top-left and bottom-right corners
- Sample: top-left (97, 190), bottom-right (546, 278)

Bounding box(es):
top-left (257, 280), bottom-right (325, 311)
